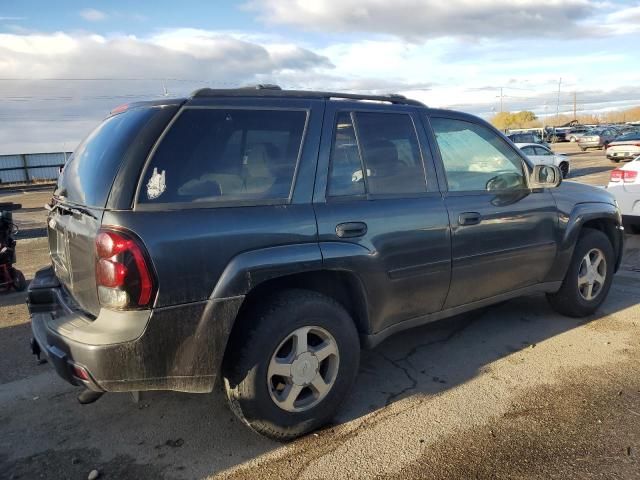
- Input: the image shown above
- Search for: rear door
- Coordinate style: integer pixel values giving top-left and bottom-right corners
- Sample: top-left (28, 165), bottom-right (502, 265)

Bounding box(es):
top-left (124, 97), bottom-right (324, 307)
top-left (313, 103), bottom-right (451, 334)
top-left (425, 113), bottom-right (558, 308)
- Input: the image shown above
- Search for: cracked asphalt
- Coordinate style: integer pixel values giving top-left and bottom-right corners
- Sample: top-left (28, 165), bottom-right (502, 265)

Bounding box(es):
top-left (1, 145), bottom-right (640, 479)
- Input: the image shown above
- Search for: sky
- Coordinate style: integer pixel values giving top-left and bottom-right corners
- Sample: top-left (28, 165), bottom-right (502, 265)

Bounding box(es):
top-left (1, 0), bottom-right (640, 153)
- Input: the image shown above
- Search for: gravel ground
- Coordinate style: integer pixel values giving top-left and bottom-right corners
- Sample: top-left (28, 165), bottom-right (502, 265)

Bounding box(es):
top-left (0, 144), bottom-right (639, 480)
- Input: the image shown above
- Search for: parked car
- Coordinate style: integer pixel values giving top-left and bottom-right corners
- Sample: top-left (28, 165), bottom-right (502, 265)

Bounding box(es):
top-left (565, 126), bottom-right (591, 142)
top-left (28, 86), bottom-right (624, 440)
top-left (605, 132), bottom-right (640, 163)
top-left (543, 127), bottom-right (567, 143)
top-left (507, 132), bottom-right (549, 148)
top-left (516, 143), bottom-right (570, 178)
top-left (607, 156), bottom-right (640, 233)
top-left (577, 128), bottom-right (618, 151)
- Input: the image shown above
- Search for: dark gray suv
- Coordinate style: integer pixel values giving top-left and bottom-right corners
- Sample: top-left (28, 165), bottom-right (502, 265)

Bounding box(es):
top-left (28, 86), bottom-right (624, 440)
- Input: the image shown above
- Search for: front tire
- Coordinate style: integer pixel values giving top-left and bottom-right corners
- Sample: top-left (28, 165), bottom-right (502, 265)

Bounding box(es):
top-left (222, 289), bottom-right (360, 440)
top-left (559, 162), bottom-right (569, 178)
top-left (547, 229), bottom-right (614, 317)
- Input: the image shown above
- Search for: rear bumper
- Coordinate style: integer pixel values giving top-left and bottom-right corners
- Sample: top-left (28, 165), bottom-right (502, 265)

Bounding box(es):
top-left (579, 141), bottom-right (603, 148)
top-left (28, 266), bottom-right (244, 393)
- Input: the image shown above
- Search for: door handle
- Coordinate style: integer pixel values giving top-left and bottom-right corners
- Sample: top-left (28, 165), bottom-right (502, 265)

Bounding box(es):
top-left (459, 212), bottom-right (482, 226)
top-left (336, 222), bottom-right (368, 238)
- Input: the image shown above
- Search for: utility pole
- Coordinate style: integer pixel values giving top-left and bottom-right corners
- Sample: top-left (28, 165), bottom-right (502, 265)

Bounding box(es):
top-left (495, 87), bottom-right (504, 113)
top-left (555, 77), bottom-right (562, 125)
top-left (573, 91), bottom-right (577, 121)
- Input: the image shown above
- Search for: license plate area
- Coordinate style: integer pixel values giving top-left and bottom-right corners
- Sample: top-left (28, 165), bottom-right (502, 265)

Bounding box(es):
top-left (48, 217), bottom-right (71, 284)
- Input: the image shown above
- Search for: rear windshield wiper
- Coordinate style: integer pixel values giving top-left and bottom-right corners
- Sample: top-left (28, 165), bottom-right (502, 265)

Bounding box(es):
top-left (45, 201), bottom-right (97, 220)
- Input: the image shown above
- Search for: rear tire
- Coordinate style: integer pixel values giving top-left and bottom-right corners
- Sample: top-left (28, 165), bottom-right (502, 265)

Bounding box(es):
top-left (222, 289), bottom-right (360, 441)
top-left (10, 268), bottom-right (26, 291)
top-left (547, 229), bottom-right (614, 317)
top-left (580, 146), bottom-right (587, 152)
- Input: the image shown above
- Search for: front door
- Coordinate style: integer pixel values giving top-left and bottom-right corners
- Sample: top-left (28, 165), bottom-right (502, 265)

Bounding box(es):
top-left (426, 114), bottom-right (558, 308)
top-left (313, 103), bottom-right (451, 334)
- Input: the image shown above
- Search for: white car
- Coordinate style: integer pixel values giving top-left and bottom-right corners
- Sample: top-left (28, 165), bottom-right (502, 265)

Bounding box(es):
top-left (516, 143), bottom-right (571, 178)
top-left (605, 131), bottom-right (640, 163)
top-left (607, 156), bottom-right (640, 233)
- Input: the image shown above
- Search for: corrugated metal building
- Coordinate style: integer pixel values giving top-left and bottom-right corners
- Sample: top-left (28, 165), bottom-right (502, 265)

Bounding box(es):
top-left (0, 152), bottom-right (70, 184)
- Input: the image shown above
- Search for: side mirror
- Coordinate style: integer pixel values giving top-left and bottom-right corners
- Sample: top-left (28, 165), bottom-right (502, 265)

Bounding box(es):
top-left (529, 164), bottom-right (562, 189)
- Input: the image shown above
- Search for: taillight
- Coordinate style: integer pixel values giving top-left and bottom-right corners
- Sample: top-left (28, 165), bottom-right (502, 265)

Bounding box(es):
top-left (95, 228), bottom-right (155, 309)
top-left (623, 170), bottom-right (638, 182)
top-left (610, 169), bottom-right (638, 183)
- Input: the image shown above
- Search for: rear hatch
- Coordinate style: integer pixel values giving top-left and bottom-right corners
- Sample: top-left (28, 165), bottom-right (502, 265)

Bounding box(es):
top-left (49, 103), bottom-right (179, 316)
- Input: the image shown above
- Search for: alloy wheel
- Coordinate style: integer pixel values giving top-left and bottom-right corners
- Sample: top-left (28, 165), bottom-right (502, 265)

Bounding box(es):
top-left (577, 248), bottom-right (607, 301)
top-left (267, 326), bottom-right (339, 412)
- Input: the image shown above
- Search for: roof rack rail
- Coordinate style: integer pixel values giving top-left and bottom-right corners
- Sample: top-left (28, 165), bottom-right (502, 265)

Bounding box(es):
top-left (190, 86), bottom-right (425, 107)
top-left (238, 84), bottom-right (282, 91)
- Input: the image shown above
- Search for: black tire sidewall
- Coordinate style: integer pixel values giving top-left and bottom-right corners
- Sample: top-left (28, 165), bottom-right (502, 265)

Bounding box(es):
top-left (225, 290), bottom-right (360, 438)
top-left (557, 230), bottom-right (615, 316)
top-left (11, 269), bottom-right (26, 291)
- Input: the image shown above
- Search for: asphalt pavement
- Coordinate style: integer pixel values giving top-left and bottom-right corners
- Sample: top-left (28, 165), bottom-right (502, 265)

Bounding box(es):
top-left (1, 143), bottom-right (639, 480)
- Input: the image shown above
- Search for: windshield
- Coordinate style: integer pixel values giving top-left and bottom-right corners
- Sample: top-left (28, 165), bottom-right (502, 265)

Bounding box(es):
top-left (55, 107), bottom-right (158, 207)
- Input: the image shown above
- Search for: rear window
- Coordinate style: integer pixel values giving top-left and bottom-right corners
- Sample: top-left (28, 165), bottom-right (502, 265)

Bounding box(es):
top-left (139, 108), bottom-right (307, 205)
top-left (615, 132), bottom-right (640, 141)
top-left (56, 108), bottom-right (158, 207)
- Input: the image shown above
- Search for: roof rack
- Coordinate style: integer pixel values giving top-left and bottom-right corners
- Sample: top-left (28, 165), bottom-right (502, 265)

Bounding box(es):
top-left (190, 84), bottom-right (426, 107)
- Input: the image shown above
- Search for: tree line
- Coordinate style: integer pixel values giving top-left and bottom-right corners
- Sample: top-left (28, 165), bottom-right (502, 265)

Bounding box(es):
top-left (490, 106), bottom-right (640, 130)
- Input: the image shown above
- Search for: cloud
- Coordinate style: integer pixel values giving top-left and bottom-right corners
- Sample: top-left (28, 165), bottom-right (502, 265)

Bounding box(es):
top-left (0, 16), bottom-right (26, 21)
top-left (600, 4), bottom-right (640, 35)
top-left (247, 0), bottom-right (602, 39)
top-left (0, 29), bottom-right (334, 154)
top-left (79, 8), bottom-right (108, 22)
top-left (0, 29), bottom-right (331, 82)
top-left (441, 85), bottom-right (640, 118)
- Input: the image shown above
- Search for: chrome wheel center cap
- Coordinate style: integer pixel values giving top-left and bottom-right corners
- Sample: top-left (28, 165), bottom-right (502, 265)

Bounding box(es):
top-left (291, 352), bottom-right (319, 386)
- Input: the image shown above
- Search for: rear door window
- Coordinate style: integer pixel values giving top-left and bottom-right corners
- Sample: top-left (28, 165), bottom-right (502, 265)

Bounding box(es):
top-left (139, 108), bottom-right (307, 204)
top-left (327, 111), bottom-right (427, 197)
top-left (520, 146), bottom-right (535, 155)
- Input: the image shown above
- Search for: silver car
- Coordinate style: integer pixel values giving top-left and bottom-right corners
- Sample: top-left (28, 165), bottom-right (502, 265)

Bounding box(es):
top-left (577, 128), bottom-right (618, 151)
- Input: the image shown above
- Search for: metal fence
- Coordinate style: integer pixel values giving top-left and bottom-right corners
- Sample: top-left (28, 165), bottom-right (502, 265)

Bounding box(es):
top-left (0, 152), bottom-right (70, 184)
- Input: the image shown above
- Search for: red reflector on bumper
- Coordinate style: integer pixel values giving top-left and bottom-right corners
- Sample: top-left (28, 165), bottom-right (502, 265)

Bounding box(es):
top-left (72, 365), bottom-right (90, 381)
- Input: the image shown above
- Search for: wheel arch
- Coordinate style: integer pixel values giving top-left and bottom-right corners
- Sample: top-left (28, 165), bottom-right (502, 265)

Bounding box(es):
top-left (558, 203), bottom-right (623, 275)
top-left (211, 244), bottom-right (370, 376)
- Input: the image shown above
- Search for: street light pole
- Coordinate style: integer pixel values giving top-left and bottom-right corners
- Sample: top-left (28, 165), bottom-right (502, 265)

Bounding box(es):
top-left (555, 77), bottom-right (562, 125)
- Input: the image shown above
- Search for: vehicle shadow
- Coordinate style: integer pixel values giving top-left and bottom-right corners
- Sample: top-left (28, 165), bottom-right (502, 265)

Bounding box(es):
top-left (3, 273), bottom-right (638, 479)
top-left (0, 286), bottom-right (30, 308)
top-left (569, 165), bottom-right (615, 179)
top-left (345, 276), bottom-right (639, 421)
